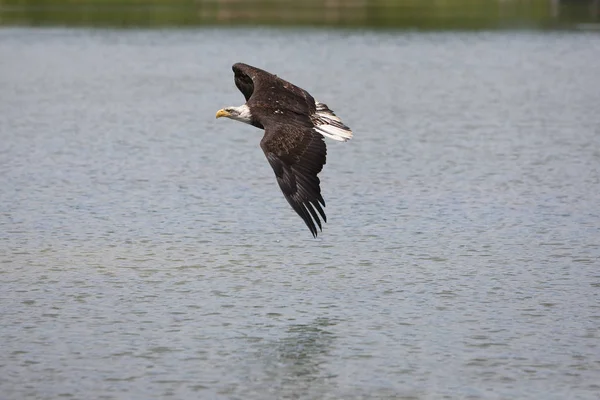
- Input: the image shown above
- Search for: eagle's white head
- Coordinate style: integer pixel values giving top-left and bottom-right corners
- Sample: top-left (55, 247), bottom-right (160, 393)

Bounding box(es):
top-left (215, 104), bottom-right (253, 125)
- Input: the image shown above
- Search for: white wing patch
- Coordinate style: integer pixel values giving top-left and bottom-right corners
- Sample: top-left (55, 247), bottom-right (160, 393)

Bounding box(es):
top-left (313, 101), bottom-right (353, 142)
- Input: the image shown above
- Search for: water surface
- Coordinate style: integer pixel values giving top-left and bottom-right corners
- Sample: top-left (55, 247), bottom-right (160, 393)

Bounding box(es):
top-left (1, 28), bottom-right (599, 399)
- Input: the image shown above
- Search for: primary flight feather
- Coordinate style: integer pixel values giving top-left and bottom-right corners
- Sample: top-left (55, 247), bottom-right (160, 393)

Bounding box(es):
top-left (216, 63), bottom-right (352, 238)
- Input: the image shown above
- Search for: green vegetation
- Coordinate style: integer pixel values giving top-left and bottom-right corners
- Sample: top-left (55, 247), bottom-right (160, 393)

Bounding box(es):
top-left (0, 0), bottom-right (597, 29)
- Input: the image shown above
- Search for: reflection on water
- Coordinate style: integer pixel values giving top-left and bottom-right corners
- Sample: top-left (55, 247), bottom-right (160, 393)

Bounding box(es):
top-left (0, 0), bottom-right (598, 29)
top-left (271, 320), bottom-right (335, 380)
top-left (242, 318), bottom-right (338, 399)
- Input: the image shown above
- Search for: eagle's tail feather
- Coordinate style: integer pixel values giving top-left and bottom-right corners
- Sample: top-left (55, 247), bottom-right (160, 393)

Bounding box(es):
top-left (313, 102), bottom-right (353, 142)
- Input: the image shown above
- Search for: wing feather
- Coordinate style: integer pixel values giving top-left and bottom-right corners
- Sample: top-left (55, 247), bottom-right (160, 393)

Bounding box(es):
top-left (232, 63), bottom-right (316, 116)
top-left (260, 123), bottom-right (328, 237)
top-left (232, 64), bottom-right (255, 101)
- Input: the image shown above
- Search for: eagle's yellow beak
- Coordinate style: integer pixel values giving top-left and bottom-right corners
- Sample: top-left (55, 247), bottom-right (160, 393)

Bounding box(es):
top-left (215, 109), bottom-right (230, 119)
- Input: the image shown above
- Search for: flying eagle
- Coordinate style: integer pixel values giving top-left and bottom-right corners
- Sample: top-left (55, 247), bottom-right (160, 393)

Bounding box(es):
top-left (216, 63), bottom-right (352, 238)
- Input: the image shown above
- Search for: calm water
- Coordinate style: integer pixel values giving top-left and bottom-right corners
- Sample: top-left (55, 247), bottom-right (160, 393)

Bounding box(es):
top-left (1, 28), bottom-right (599, 399)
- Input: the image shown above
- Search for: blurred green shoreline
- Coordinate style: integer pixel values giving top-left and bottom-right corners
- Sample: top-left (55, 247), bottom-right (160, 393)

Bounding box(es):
top-left (0, 0), bottom-right (598, 30)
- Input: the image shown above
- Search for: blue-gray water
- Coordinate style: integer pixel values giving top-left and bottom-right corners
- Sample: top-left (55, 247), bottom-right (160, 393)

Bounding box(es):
top-left (1, 28), bottom-right (599, 399)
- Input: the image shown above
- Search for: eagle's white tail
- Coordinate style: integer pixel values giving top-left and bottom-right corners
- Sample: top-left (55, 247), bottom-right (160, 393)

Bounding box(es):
top-left (313, 102), bottom-right (353, 142)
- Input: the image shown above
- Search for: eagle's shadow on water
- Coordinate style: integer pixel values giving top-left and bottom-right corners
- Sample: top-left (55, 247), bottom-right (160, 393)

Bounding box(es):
top-left (241, 317), bottom-right (338, 397)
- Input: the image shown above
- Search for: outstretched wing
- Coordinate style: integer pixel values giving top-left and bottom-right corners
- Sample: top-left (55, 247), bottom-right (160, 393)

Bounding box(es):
top-left (260, 121), bottom-right (328, 238)
top-left (232, 63), bottom-right (256, 101)
top-left (232, 63), bottom-right (317, 116)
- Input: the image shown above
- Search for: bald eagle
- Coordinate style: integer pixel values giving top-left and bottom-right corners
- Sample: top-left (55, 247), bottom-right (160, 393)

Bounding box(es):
top-left (216, 63), bottom-right (352, 238)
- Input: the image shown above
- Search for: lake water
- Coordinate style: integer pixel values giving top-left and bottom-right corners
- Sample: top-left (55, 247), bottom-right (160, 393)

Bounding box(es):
top-left (1, 28), bottom-right (599, 399)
